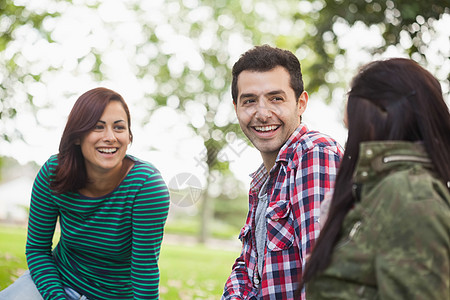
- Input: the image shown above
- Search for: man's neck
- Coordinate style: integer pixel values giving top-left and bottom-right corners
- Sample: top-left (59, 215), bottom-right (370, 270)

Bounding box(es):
top-left (262, 153), bottom-right (277, 173)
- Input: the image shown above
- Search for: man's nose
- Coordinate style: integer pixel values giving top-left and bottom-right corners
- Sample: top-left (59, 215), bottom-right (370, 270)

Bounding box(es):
top-left (255, 100), bottom-right (273, 121)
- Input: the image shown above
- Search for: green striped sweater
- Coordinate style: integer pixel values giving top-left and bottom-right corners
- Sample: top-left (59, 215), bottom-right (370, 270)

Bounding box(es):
top-left (26, 155), bottom-right (170, 300)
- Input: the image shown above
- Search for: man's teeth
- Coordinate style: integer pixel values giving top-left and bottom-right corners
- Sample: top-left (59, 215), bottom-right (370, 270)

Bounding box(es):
top-left (98, 148), bottom-right (117, 153)
top-left (255, 125), bottom-right (278, 132)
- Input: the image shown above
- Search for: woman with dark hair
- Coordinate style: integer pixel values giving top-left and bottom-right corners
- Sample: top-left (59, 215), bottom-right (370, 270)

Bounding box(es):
top-left (0, 87), bottom-right (170, 300)
top-left (303, 58), bottom-right (450, 299)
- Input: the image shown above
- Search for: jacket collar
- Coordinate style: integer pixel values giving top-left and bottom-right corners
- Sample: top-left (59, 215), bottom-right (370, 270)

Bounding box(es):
top-left (353, 141), bottom-right (432, 185)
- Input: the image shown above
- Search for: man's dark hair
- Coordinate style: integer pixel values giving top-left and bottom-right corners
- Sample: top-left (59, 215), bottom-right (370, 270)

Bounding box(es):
top-left (231, 44), bottom-right (304, 104)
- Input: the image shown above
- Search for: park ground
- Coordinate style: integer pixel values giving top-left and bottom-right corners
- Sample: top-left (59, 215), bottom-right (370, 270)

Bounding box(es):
top-left (0, 224), bottom-right (241, 299)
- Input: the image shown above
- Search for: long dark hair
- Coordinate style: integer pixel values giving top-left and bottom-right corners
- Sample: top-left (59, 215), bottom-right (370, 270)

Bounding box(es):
top-left (302, 58), bottom-right (450, 284)
top-left (50, 87), bottom-right (133, 194)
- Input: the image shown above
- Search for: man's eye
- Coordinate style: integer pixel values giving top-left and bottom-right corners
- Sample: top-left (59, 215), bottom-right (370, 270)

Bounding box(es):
top-left (243, 99), bottom-right (255, 104)
top-left (272, 96), bottom-right (283, 101)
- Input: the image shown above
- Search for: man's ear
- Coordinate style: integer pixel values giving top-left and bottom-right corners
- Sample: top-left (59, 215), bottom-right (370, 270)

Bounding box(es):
top-left (297, 91), bottom-right (308, 116)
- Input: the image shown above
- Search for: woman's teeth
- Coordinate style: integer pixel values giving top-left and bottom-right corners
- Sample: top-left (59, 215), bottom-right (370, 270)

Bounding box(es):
top-left (98, 148), bottom-right (117, 153)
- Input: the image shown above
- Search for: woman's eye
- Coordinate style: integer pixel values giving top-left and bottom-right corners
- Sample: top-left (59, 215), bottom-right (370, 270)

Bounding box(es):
top-left (94, 125), bottom-right (104, 130)
top-left (115, 126), bottom-right (126, 131)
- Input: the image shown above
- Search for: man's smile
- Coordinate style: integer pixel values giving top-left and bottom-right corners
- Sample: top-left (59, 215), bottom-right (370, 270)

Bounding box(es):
top-left (253, 125), bottom-right (280, 132)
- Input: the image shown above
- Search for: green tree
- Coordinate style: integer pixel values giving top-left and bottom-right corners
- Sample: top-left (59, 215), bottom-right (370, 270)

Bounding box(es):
top-left (0, 0), bottom-right (284, 242)
top-left (1, 0), bottom-right (448, 242)
top-left (131, 0), bottom-right (282, 242)
top-left (289, 0), bottom-right (450, 100)
top-left (0, 0), bottom-right (59, 141)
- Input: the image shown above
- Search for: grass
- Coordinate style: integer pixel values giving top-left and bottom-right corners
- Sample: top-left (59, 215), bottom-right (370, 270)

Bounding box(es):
top-left (0, 225), bottom-right (28, 287)
top-left (0, 225), bottom-right (240, 299)
top-left (159, 244), bottom-right (238, 299)
top-left (164, 217), bottom-right (240, 240)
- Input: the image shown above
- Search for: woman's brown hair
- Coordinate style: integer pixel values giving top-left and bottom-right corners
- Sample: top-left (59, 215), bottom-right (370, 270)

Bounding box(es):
top-left (50, 87), bottom-right (133, 194)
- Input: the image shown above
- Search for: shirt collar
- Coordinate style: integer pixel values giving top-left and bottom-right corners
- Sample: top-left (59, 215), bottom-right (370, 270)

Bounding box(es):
top-left (249, 124), bottom-right (308, 192)
top-left (250, 164), bottom-right (269, 193)
top-left (276, 123), bottom-right (308, 163)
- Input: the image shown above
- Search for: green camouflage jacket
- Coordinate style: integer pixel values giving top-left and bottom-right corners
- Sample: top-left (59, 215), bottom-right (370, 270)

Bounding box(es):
top-left (307, 141), bottom-right (450, 299)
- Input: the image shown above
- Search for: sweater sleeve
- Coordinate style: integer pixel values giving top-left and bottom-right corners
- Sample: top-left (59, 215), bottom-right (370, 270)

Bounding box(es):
top-left (130, 169), bottom-right (170, 299)
top-left (26, 159), bottom-right (68, 300)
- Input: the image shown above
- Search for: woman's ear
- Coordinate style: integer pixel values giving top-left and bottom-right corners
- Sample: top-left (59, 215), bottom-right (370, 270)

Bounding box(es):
top-left (75, 139), bottom-right (80, 145)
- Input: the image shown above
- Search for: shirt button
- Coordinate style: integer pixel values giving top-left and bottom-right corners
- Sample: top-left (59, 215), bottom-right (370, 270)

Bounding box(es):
top-left (273, 218), bottom-right (279, 222)
top-left (361, 171), bottom-right (368, 177)
top-left (365, 149), bottom-right (373, 157)
top-left (254, 278), bottom-right (260, 285)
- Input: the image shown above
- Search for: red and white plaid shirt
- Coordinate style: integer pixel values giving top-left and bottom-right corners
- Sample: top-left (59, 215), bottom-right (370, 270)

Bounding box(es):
top-left (222, 124), bottom-right (343, 299)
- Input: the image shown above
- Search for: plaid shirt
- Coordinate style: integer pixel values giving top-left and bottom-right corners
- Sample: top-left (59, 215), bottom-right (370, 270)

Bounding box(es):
top-left (222, 124), bottom-right (343, 300)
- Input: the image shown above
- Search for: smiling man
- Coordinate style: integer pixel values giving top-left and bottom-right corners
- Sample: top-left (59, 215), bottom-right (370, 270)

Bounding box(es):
top-left (221, 45), bottom-right (344, 300)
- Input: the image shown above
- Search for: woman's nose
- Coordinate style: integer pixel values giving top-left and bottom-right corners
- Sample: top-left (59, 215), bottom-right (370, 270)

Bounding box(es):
top-left (103, 128), bottom-right (117, 142)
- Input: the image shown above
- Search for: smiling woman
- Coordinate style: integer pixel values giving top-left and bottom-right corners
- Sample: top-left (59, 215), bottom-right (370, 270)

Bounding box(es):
top-left (0, 88), bottom-right (170, 300)
top-left (76, 100), bottom-right (133, 197)
top-left (51, 88), bottom-right (134, 196)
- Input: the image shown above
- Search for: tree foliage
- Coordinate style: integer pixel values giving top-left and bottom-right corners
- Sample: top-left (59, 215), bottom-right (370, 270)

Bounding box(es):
top-left (291, 0), bottom-right (450, 100)
top-left (1, 0), bottom-right (448, 240)
top-left (0, 0), bottom-right (58, 141)
top-left (0, 0), bottom-right (283, 241)
top-left (126, 0), bottom-right (277, 241)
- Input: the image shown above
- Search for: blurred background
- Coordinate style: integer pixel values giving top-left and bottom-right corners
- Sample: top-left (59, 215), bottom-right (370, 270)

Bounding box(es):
top-left (0, 0), bottom-right (449, 298)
